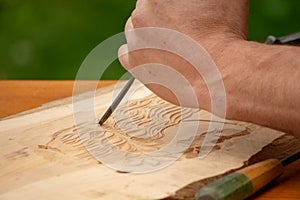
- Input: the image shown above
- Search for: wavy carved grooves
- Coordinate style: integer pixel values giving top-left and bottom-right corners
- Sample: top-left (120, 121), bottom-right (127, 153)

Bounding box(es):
top-left (38, 126), bottom-right (95, 162)
top-left (99, 95), bottom-right (196, 153)
top-left (38, 94), bottom-right (252, 161)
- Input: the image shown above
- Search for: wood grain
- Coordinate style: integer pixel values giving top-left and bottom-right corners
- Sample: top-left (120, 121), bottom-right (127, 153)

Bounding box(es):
top-left (0, 80), bottom-right (299, 200)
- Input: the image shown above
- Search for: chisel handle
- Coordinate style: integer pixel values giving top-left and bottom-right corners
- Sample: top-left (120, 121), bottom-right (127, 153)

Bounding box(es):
top-left (196, 159), bottom-right (284, 200)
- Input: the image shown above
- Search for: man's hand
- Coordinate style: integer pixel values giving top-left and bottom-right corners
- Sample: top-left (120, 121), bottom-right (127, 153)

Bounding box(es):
top-left (118, 0), bottom-right (300, 136)
top-left (119, 0), bottom-right (249, 110)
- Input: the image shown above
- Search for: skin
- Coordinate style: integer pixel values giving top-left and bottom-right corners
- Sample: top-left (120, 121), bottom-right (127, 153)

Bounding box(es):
top-left (118, 0), bottom-right (300, 136)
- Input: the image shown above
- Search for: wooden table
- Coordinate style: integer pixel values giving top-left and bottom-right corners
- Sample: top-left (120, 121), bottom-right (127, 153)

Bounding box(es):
top-left (0, 80), bottom-right (299, 200)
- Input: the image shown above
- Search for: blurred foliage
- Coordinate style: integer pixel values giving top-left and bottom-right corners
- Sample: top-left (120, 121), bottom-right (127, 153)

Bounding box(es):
top-left (0, 0), bottom-right (299, 80)
top-left (248, 0), bottom-right (300, 40)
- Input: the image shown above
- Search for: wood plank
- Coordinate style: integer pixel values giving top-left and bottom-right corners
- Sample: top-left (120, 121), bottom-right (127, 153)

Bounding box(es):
top-left (0, 82), bottom-right (300, 199)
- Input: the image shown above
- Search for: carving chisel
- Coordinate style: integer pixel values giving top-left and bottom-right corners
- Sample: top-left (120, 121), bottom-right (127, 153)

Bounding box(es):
top-left (196, 150), bottom-right (300, 200)
top-left (99, 77), bottom-right (135, 125)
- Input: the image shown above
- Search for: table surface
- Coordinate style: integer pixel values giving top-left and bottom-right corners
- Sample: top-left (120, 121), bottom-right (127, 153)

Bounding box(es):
top-left (0, 80), bottom-right (299, 200)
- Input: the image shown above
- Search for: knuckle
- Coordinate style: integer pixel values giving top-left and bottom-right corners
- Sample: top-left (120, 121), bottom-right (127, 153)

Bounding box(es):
top-left (135, 0), bottom-right (147, 9)
top-left (131, 9), bottom-right (145, 27)
top-left (125, 17), bottom-right (133, 31)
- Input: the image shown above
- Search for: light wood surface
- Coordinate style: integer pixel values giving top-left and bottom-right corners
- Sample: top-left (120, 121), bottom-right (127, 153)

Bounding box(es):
top-left (0, 80), bottom-right (299, 200)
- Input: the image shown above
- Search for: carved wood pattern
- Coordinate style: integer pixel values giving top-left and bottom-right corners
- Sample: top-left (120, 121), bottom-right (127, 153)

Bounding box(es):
top-left (37, 94), bottom-right (265, 165)
top-left (0, 83), bottom-right (286, 199)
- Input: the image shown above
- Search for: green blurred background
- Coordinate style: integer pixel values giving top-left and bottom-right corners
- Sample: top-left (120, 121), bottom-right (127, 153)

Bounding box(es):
top-left (0, 0), bottom-right (299, 80)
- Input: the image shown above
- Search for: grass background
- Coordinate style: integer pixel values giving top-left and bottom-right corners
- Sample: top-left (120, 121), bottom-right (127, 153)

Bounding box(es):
top-left (0, 0), bottom-right (299, 80)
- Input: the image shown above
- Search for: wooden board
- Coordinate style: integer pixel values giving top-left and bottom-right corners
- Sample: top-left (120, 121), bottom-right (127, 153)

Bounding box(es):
top-left (0, 81), bottom-right (290, 199)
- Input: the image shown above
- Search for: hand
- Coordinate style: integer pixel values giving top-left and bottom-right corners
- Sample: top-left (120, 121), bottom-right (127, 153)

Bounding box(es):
top-left (119, 0), bottom-right (249, 111)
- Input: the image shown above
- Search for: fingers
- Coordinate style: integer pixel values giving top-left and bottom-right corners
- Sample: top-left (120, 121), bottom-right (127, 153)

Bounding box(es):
top-left (125, 17), bottom-right (134, 31)
top-left (118, 44), bottom-right (131, 71)
top-left (135, 0), bottom-right (148, 12)
top-left (135, 0), bottom-right (145, 9)
top-left (124, 17), bottom-right (135, 46)
top-left (120, 5), bottom-right (142, 74)
top-left (121, 18), bottom-right (134, 71)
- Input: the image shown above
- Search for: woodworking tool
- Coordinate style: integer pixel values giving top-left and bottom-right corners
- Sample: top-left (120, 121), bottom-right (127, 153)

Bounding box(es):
top-left (264, 31), bottom-right (300, 45)
top-left (196, 150), bottom-right (300, 200)
top-left (99, 77), bottom-right (135, 125)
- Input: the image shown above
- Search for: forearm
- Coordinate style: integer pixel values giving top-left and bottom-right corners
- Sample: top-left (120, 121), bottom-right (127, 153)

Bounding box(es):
top-left (225, 40), bottom-right (300, 136)
top-left (120, 0), bottom-right (299, 135)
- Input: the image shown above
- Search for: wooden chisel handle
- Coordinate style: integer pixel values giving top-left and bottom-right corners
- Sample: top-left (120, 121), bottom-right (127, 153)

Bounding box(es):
top-left (196, 159), bottom-right (284, 200)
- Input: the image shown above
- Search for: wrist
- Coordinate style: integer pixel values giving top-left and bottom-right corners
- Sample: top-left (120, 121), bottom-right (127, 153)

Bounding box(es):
top-left (221, 40), bottom-right (269, 122)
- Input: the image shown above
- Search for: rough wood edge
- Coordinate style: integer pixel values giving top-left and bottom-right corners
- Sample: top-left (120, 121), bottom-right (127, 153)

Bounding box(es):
top-left (165, 134), bottom-right (300, 200)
